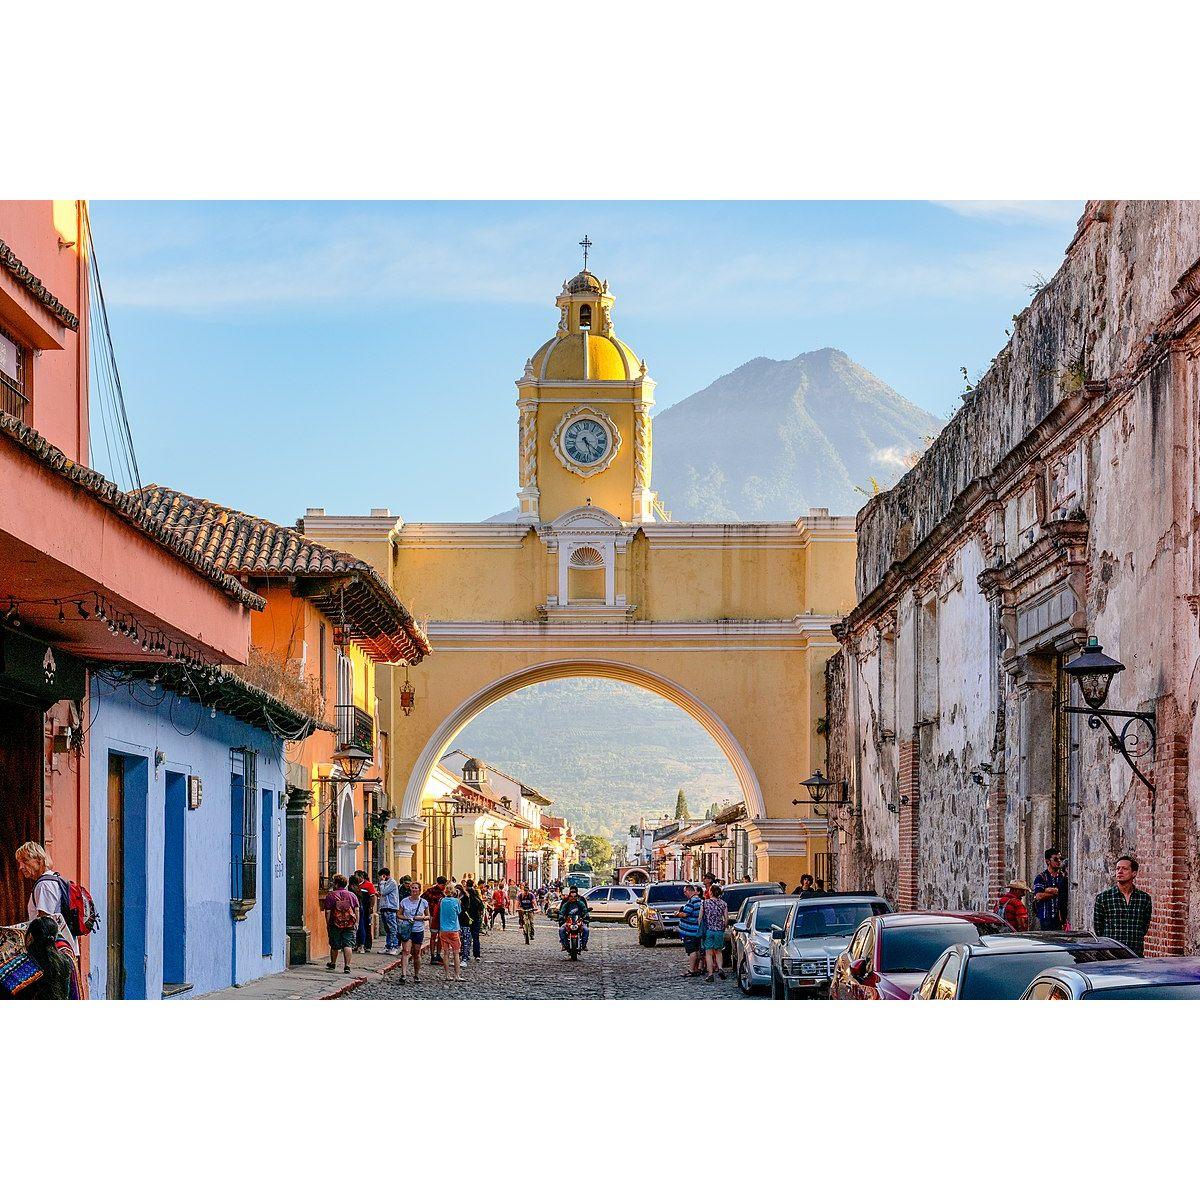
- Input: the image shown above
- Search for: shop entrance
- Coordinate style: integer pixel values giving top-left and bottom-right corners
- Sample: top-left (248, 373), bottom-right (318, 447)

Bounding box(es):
top-left (0, 696), bottom-right (43, 926)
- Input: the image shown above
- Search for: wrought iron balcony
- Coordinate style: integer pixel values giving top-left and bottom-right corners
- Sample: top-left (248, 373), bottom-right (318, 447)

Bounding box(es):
top-left (335, 703), bottom-right (374, 754)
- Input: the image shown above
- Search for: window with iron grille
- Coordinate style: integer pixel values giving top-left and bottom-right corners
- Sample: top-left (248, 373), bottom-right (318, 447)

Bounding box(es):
top-left (0, 324), bottom-right (29, 422)
top-left (317, 779), bottom-right (338, 888)
top-left (230, 748), bottom-right (259, 916)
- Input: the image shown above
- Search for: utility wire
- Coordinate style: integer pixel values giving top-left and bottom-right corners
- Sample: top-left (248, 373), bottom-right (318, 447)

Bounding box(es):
top-left (83, 205), bottom-right (143, 494)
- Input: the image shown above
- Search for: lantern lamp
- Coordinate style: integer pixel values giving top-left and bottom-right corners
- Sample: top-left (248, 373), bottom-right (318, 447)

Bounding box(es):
top-left (1064, 636), bottom-right (1124, 711)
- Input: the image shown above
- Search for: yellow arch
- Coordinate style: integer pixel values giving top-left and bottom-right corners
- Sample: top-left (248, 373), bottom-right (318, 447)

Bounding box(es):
top-left (400, 658), bottom-right (766, 823)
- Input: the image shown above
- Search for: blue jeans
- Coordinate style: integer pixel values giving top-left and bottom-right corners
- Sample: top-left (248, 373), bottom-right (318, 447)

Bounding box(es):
top-left (468, 919), bottom-right (482, 959)
top-left (380, 909), bottom-right (400, 950)
top-left (559, 924), bottom-right (589, 950)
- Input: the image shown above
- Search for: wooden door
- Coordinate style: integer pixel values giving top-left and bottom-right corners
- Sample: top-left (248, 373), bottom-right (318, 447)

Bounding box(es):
top-left (107, 754), bottom-right (125, 1000)
top-left (0, 697), bottom-right (43, 925)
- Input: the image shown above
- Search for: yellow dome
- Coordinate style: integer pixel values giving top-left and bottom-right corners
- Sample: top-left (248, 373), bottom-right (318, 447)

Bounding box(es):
top-left (530, 333), bottom-right (643, 382)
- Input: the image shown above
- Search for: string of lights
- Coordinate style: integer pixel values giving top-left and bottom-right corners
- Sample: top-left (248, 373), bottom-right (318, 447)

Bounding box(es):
top-left (1, 588), bottom-right (219, 674)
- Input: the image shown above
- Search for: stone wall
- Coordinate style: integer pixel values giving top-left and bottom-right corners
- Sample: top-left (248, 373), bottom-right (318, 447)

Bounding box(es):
top-left (835, 201), bottom-right (1200, 948)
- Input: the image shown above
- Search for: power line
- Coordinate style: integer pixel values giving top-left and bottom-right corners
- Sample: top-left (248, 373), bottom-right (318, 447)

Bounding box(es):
top-left (83, 205), bottom-right (143, 494)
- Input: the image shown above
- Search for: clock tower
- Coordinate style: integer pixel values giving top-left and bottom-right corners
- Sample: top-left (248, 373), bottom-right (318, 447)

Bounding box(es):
top-left (515, 261), bottom-right (656, 524)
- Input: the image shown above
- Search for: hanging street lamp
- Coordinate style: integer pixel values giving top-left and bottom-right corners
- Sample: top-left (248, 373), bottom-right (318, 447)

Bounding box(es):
top-left (1062, 634), bottom-right (1157, 793)
top-left (331, 744), bottom-right (373, 782)
top-left (792, 769), bottom-right (851, 819)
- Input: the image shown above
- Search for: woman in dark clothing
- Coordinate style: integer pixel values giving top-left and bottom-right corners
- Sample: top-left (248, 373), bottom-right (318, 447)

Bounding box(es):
top-left (0, 917), bottom-right (78, 999)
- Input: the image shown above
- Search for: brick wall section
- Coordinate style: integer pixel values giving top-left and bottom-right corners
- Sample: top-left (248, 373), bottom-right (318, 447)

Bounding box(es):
top-left (1139, 695), bottom-right (1190, 956)
top-left (897, 738), bottom-right (920, 910)
top-left (987, 769), bottom-right (1007, 907)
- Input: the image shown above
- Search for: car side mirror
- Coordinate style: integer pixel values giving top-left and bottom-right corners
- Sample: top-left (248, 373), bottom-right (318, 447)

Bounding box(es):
top-left (732, 922), bottom-right (748, 933)
top-left (850, 957), bottom-right (870, 982)
top-left (770, 926), bottom-right (785, 942)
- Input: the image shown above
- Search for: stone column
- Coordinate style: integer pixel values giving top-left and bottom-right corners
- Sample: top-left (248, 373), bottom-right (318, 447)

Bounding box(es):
top-left (389, 817), bottom-right (426, 880)
top-left (631, 400), bottom-right (655, 522)
top-left (285, 786), bottom-right (312, 966)
top-left (744, 817), bottom-right (815, 889)
top-left (516, 400), bottom-right (540, 522)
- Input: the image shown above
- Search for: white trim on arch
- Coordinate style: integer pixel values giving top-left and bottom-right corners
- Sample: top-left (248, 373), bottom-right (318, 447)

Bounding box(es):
top-left (399, 658), bottom-right (766, 824)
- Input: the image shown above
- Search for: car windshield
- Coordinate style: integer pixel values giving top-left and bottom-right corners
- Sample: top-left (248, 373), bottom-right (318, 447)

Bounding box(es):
top-left (963, 948), bottom-right (1131, 999)
top-left (753, 901), bottom-right (796, 932)
top-left (646, 885), bottom-right (689, 905)
top-left (723, 885), bottom-right (780, 909)
top-left (880, 924), bottom-right (983, 972)
top-left (1082, 982), bottom-right (1200, 1000)
top-left (791, 901), bottom-right (888, 938)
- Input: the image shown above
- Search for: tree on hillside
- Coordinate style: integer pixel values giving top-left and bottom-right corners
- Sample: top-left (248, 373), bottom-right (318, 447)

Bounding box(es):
top-left (576, 833), bottom-right (614, 878)
top-left (675, 788), bottom-right (689, 820)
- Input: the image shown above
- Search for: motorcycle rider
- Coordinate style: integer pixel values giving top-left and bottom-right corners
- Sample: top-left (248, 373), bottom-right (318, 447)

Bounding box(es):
top-left (558, 885), bottom-right (591, 953)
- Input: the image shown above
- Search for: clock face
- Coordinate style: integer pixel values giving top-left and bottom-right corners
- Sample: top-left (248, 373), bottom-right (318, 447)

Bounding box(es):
top-left (562, 417), bottom-right (611, 466)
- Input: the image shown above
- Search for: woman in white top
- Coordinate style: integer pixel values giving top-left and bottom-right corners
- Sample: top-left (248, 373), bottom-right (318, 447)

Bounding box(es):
top-left (398, 881), bottom-right (430, 984)
top-left (15, 841), bottom-right (78, 956)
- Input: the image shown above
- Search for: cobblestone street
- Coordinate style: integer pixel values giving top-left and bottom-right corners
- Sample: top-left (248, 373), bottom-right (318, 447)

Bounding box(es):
top-left (342, 914), bottom-right (757, 1001)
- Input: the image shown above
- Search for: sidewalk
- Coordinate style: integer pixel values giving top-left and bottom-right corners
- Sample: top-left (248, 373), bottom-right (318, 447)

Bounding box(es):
top-left (205, 946), bottom-right (404, 1000)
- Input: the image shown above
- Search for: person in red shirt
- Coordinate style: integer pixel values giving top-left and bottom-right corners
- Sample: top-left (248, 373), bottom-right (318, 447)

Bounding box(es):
top-left (422, 877), bottom-right (447, 965)
top-left (996, 880), bottom-right (1031, 931)
top-left (490, 883), bottom-right (508, 930)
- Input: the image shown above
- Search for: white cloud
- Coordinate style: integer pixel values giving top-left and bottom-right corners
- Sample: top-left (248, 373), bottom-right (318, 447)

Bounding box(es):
top-left (934, 200), bottom-right (1083, 225)
top-left (871, 445), bottom-right (917, 469)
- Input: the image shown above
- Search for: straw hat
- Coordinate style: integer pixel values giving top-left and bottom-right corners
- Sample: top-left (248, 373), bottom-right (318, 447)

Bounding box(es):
top-left (1008, 879), bottom-right (1030, 893)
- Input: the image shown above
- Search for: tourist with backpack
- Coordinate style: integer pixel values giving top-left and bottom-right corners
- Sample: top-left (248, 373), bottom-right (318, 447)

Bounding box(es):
top-left (321, 873), bottom-right (360, 974)
top-left (14, 841), bottom-right (98, 959)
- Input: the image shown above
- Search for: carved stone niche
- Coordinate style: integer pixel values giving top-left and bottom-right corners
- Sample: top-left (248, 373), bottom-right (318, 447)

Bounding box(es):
top-left (978, 516), bottom-right (1090, 672)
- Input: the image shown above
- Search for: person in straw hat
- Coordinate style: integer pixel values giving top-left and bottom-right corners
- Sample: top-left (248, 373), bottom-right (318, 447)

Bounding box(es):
top-left (996, 879), bottom-right (1031, 931)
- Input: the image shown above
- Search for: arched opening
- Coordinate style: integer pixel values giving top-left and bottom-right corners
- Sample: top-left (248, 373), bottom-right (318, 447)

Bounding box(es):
top-left (401, 661), bottom-right (764, 869)
top-left (567, 544), bottom-right (605, 602)
top-left (578, 302), bottom-right (592, 329)
top-left (336, 785), bottom-right (357, 877)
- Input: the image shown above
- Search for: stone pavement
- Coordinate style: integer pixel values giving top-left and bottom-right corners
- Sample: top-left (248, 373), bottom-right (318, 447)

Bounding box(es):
top-left (205, 944), bottom-right (403, 1000)
top-left (339, 910), bottom-right (758, 1000)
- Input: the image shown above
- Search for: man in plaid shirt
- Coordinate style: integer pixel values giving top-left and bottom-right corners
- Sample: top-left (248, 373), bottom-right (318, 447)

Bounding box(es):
top-left (1093, 855), bottom-right (1153, 956)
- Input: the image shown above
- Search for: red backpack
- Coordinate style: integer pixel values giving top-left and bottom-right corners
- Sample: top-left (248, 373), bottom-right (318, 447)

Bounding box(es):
top-left (44, 872), bottom-right (100, 938)
top-left (331, 892), bottom-right (358, 930)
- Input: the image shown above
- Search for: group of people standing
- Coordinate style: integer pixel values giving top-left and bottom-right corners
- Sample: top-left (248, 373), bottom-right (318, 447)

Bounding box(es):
top-left (322, 870), bottom-right (552, 983)
top-left (677, 875), bottom-right (729, 982)
top-left (995, 848), bottom-right (1154, 955)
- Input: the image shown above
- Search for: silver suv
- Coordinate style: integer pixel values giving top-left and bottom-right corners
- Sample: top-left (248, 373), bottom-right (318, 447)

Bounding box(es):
top-left (769, 893), bottom-right (892, 998)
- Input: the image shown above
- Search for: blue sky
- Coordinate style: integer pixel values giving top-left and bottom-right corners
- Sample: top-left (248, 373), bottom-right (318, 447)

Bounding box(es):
top-left (90, 200), bottom-right (1080, 524)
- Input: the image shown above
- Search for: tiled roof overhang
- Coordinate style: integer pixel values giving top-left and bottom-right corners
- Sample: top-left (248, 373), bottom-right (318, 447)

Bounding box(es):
top-left (0, 414), bottom-right (264, 610)
top-left (135, 486), bottom-right (429, 664)
top-left (0, 238), bottom-right (81, 331)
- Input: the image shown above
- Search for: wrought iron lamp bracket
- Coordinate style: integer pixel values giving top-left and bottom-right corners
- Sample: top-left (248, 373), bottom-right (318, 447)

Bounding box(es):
top-left (1064, 705), bottom-right (1157, 794)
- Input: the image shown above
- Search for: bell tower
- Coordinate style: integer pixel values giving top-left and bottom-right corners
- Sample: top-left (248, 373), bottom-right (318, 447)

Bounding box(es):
top-left (515, 248), bottom-right (655, 525)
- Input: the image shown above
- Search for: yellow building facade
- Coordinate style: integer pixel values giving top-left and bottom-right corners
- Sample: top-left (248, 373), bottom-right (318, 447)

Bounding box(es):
top-left (303, 266), bottom-right (856, 888)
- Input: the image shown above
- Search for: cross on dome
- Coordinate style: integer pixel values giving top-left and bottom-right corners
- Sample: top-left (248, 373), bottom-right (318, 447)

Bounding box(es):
top-left (579, 234), bottom-right (592, 271)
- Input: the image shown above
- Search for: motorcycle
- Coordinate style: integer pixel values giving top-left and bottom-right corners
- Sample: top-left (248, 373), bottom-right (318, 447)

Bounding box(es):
top-left (563, 914), bottom-right (585, 960)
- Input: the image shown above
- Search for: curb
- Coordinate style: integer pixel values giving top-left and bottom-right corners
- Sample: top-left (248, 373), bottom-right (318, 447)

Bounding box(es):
top-left (319, 954), bottom-right (404, 1000)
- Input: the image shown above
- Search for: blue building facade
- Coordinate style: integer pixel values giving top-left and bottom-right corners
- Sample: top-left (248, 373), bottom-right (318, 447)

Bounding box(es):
top-left (88, 674), bottom-right (293, 999)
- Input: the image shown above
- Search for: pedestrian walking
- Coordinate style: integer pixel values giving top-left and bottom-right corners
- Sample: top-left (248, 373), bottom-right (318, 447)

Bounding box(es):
top-left (676, 882), bottom-right (703, 978)
top-left (355, 871), bottom-right (377, 953)
top-left (399, 881), bottom-right (430, 984)
top-left (1093, 855), bottom-right (1153, 956)
top-left (1032, 849), bottom-right (1069, 931)
top-left (699, 884), bottom-right (728, 981)
top-left (454, 886), bottom-right (472, 965)
top-left (462, 880), bottom-right (485, 960)
top-left (321, 873), bottom-right (360, 974)
top-left (423, 877), bottom-right (447, 964)
top-left (996, 880), bottom-right (1031, 931)
top-left (438, 886), bottom-right (464, 982)
top-left (490, 882), bottom-right (508, 929)
top-left (14, 841), bottom-right (79, 958)
top-left (376, 868), bottom-right (402, 954)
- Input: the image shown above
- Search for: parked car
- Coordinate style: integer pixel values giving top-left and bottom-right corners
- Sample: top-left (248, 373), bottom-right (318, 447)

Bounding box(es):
top-left (829, 912), bottom-right (1011, 1000)
top-left (1020, 956), bottom-right (1200, 1000)
top-left (715, 882), bottom-right (785, 965)
top-left (635, 882), bottom-right (695, 945)
top-left (912, 932), bottom-right (1136, 1000)
top-left (769, 893), bottom-right (893, 998)
top-left (732, 895), bottom-right (805, 993)
top-left (584, 885), bottom-right (641, 925)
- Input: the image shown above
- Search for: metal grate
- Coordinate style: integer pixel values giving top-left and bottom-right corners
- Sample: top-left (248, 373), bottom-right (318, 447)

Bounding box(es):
top-left (230, 748), bottom-right (258, 909)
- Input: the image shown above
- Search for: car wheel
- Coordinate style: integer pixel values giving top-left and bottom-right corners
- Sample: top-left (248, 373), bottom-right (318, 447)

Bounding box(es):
top-left (738, 957), bottom-right (756, 995)
top-left (626, 911), bottom-right (638, 927)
